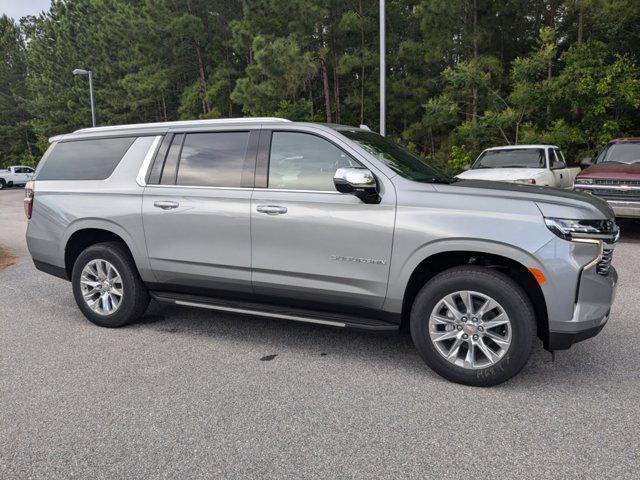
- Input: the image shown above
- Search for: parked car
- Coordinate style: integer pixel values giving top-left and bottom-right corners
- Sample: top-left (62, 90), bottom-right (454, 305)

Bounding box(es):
top-left (0, 165), bottom-right (35, 189)
top-left (25, 118), bottom-right (618, 386)
top-left (455, 145), bottom-right (579, 188)
top-left (574, 138), bottom-right (640, 218)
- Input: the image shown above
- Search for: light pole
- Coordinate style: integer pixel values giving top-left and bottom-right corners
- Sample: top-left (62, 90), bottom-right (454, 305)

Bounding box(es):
top-left (73, 68), bottom-right (96, 127)
top-left (379, 0), bottom-right (386, 136)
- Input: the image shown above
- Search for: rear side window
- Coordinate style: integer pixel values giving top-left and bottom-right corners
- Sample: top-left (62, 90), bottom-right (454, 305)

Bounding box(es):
top-left (175, 132), bottom-right (249, 187)
top-left (36, 137), bottom-right (135, 180)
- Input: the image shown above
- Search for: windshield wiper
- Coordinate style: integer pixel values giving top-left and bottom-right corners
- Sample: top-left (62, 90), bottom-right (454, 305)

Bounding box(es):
top-left (419, 177), bottom-right (451, 184)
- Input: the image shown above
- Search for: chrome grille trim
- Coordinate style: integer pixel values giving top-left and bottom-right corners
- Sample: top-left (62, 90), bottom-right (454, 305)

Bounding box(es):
top-left (597, 247), bottom-right (614, 275)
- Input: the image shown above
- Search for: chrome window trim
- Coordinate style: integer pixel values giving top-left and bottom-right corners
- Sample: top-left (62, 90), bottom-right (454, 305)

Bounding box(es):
top-left (260, 188), bottom-right (341, 195)
top-left (142, 184), bottom-right (342, 194)
top-left (135, 136), bottom-right (163, 187)
top-left (144, 184), bottom-right (254, 192)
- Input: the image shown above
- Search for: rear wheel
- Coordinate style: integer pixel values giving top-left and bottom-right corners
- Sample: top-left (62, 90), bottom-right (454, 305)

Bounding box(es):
top-left (410, 266), bottom-right (536, 387)
top-left (0, 179), bottom-right (5, 190)
top-left (72, 242), bottom-right (149, 327)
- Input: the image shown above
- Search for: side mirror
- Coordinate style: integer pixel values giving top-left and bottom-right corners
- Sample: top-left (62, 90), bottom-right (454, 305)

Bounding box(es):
top-left (463, 164), bottom-right (471, 171)
top-left (333, 167), bottom-right (380, 204)
top-left (579, 157), bottom-right (593, 169)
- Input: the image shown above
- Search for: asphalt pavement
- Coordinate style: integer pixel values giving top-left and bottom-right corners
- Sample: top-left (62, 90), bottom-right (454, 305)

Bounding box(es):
top-left (1, 187), bottom-right (639, 479)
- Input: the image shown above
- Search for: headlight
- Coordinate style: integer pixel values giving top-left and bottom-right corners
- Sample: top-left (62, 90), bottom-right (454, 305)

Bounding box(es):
top-left (514, 178), bottom-right (536, 184)
top-left (574, 178), bottom-right (593, 185)
top-left (544, 217), bottom-right (618, 241)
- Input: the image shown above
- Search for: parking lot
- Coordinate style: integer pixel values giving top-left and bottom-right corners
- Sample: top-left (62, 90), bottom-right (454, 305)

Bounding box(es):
top-left (1, 186), bottom-right (639, 479)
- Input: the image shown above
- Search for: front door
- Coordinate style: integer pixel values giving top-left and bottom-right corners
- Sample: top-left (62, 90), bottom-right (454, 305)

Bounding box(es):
top-left (550, 149), bottom-right (569, 187)
top-left (142, 130), bottom-right (254, 294)
top-left (251, 130), bottom-right (396, 311)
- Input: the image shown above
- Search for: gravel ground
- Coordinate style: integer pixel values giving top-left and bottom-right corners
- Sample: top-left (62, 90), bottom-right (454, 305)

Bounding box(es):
top-left (1, 187), bottom-right (639, 479)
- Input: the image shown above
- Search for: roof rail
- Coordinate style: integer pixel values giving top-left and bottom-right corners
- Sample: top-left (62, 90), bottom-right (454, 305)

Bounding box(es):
top-left (73, 117), bottom-right (291, 134)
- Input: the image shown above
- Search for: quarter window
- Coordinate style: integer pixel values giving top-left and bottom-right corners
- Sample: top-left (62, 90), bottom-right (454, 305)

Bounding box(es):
top-left (268, 132), bottom-right (359, 191)
top-left (175, 132), bottom-right (249, 187)
top-left (36, 137), bottom-right (135, 181)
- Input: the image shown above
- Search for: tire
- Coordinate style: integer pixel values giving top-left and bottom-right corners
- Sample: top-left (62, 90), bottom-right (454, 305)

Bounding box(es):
top-left (410, 266), bottom-right (536, 387)
top-left (0, 179), bottom-right (5, 190)
top-left (71, 241), bottom-right (150, 327)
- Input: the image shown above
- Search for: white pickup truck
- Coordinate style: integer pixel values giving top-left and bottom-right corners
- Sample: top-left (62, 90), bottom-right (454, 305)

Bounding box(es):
top-left (0, 165), bottom-right (35, 190)
top-left (455, 145), bottom-right (580, 188)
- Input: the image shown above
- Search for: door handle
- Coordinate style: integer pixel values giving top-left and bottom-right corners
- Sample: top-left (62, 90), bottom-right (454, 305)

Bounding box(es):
top-left (154, 200), bottom-right (179, 210)
top-left (256, 205), bottom-right (288, 215)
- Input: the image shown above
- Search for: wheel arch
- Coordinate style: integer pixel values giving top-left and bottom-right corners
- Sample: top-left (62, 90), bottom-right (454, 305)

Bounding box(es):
top-left (396, 243), bottom-right (549, 342)
top-left (63, 221), bottom-right (148, 280)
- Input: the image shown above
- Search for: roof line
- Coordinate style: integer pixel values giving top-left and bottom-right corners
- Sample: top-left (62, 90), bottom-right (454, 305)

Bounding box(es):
top-left (73, 117), bottom-right (291, 134)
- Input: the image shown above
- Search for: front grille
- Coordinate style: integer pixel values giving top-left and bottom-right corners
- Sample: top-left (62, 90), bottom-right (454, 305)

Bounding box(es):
top-left (597, 248), bottom-right (614, 275)
top-left (589, 189), bottom-right (640, 201)
top-left (593, 179), bottom-right (640, 186)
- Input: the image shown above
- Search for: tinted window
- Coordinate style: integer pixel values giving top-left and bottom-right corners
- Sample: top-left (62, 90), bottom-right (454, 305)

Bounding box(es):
top-left (269, 132), bottom-right (359, 191)
top-left (37, 137), bottom-right (135, 181)
top-left (176, 132), bottom-right (248, 187)
top-left (160, 134), bottom-right (184, 185)
top-left (473, 149), bottom-right (545, 169)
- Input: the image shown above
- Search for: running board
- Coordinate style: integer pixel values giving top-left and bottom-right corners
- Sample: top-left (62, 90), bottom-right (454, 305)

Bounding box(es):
top-left (150, 292), bottom-right (399, 332)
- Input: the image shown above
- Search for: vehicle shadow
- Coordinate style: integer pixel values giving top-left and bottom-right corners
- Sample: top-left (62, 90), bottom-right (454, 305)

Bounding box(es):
top-left (133, 301), bottom-right (561, 387)
top-left (617, 218), bottom-right (640, 243)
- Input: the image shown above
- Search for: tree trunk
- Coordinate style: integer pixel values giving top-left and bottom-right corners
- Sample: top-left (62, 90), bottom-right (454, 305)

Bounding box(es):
top-left (359, 0), bottom-right (365, 125)
top-left (471, 0), bottom-right (478, 125)
top-left (333, 66), bottom-right (340, 124)
top-left (195, 43), bottom-right (210, 114)
top-left (161, 95), bottom-right (168, 121)
top-left (321, 59), bottom-right (332, 123)
top-left (546, 1), bottom-right (556, 122)
top-left (577, 5), bottom-right (584, 44)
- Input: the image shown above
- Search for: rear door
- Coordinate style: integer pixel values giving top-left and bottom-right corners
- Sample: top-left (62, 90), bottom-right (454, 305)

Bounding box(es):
top-left (250, 128), bottom-right (396, 311)
top-left (142, 129), bottom-right (258, 294)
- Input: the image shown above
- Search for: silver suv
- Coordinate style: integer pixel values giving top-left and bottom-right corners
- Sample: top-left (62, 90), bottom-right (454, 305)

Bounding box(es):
top-left (25, 118), bottom-right (618, 386)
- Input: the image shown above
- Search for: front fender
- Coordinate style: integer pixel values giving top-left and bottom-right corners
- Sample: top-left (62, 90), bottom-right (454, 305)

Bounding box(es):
top-left (383, 238), bottom-right (552, 314)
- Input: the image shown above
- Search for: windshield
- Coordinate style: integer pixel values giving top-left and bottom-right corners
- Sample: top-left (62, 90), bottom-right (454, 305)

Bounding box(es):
top-left (472, 148), bottom-right (545, 169)
top-left (340, 130), bottom-right (450, 183)
top-left (597, 143), bottom-right (640, 164)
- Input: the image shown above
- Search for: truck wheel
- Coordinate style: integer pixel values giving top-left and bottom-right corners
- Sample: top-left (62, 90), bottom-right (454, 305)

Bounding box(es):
top-left (410, 266), bottom-right (536, 387)
top-left (0, 179), bottom-right (5, 190)
top-left (71, 241), bottom-right (150, 328)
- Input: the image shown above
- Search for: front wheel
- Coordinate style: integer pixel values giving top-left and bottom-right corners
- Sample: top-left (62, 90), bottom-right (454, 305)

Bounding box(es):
top-left (72, 242), bottom-right (150, 327)
top-left (410, 266), bottom-right (536, 387)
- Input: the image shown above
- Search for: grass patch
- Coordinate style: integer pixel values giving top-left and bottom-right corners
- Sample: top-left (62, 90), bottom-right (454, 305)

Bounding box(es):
top-left (0, 245), bottom-right (17, 272)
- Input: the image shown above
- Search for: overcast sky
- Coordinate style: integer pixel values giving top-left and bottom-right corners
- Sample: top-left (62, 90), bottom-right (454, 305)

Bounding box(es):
top-left (1, 0), bottom-right (50, 20)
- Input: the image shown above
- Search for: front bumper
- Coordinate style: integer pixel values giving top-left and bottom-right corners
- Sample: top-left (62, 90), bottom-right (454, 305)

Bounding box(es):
top-left (606, 200), bottom-right (640, 218)
top-left (574, 185), bottom-right (640, 217)
top-left (546, 265), bottom-right (617, 350)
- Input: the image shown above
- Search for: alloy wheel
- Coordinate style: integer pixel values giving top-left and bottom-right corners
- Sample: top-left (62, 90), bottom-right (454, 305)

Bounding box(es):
top-left (79, 259), bottom-right (123, 316)
top-left (428, 290), bottom-right (512, 369)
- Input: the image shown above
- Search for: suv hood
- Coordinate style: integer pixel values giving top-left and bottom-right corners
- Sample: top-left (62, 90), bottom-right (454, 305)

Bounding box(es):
top-left (456, 167), bottom-right (545, 182)
top-left (438, 179), bottom-right (614, 219)
top-left (578, 162), bottom-right (640, 180)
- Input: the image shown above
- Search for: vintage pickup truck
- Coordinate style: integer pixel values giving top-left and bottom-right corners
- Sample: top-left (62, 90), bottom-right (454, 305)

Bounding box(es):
top-left (0, 165), bottom-right (35, 189)
top-left (455, 145), bottom-right (580, 188)
top-left (574, 138), bottom-right (640, 218)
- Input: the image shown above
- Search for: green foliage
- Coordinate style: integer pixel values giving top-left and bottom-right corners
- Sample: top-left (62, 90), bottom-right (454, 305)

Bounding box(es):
top-left (448, 145), bottom-right (473, 173)
top-left (1, 0), bottom-right (639, 173)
